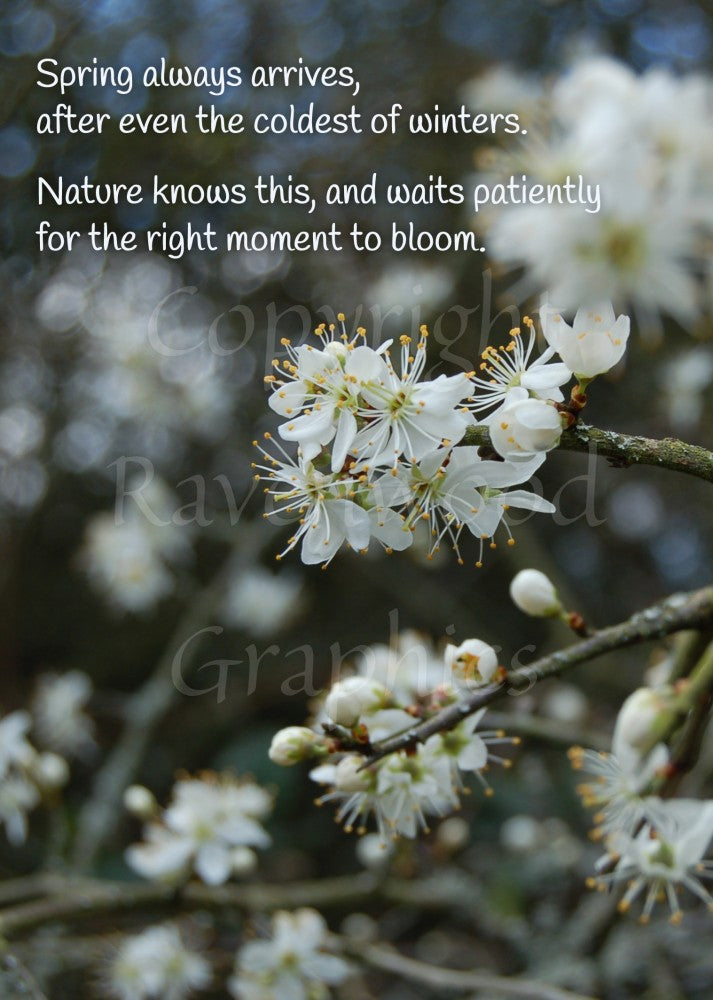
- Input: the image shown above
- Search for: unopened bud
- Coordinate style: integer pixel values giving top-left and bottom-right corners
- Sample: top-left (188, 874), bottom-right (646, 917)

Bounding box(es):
top-left (444, 638), bottom-right (499, 685)
top-left (230, 846), bottom-right (257, 875)
top-left (612, 686), bottom-right (673, 760)
top-left (34, 752), bottom-right (69, 791)
top-left (356, 833), bottom-right (393, 869)
top-left (268, 726), bottom-right (323, 766)
top-left (509, 569), bottom-right (561, 618)
top-left (123, 784), bottom-right (157, 819)
top-left (436, 816), bottom-right (470, 852)
top-left (324, 677), bottom-right (391, 728)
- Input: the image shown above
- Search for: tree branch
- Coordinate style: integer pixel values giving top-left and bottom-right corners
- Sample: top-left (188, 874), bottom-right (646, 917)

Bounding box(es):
top-left (0, 875), bottom-right (591, 999)
top-left (350, 941), bottom-right (596, 1000)
top-left (0, 872), bottom-right (495, 940)
top-left (361, 586), bottom-right (713, 765)
top-left (464, 423), bottom-right (713, 483)
top-left (71, 561), bottom-right (235, 872)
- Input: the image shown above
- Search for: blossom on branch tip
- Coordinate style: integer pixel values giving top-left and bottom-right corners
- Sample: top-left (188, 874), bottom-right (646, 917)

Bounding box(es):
top-left (541, 302), bottom-right (630, 379)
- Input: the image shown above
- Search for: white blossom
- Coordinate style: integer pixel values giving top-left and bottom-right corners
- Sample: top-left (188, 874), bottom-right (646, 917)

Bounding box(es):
top-left (80, 514), bottom-right (176, 612)
top-left (126, 774), bottom-right (272, 885)
top-left (229, 908), bottom-right (351, 1000)
top-left (592, 799), bottom-right (713, 923)
top-left (222, 566), bottom-right (304, 636)
top-left (468, 319), bottom-right (571, 419)
top-left (476, 57), bottom-right (713, 330)
top-left (31, 752), bottom-right (70, 791)
top-left (258, 318), bottom-right (562, 567)
top-left (31, 670), bottom-right (96, 757)
top-left (443, 638), bottom-right (499, 686)
top-left (124, 785), bottom-right (158, 819)
top-left (568, 743), bottom-right (669, 838)
top-left (373, 447), bottom-right (554, 565)
top-left (0, 709), bottom-right (58, 844)
top-left (350, 630), bottom-right (453, 704)
top-left (108, 924), bottom-right (211, 1000)
top-left (0, 710), bottom-right (35, 774)
top-left (0, 776), bottom-right (40, 845)
top-left (309, 703), bottom-right (514, 842)
top-left (268, 327), bottom-right (384, 469)
top-left (255, 440), bottom-right (408, 566)
top-left (541, 302), bottom-right (630, 379)
top-left (426, 709), bottom-right (519, 796)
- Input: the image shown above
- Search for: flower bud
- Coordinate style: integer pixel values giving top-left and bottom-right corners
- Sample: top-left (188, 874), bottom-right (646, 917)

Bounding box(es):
top-left (489, 395), bottom-right (563, 462)
top-left (123, 784), bottom-right (157, 819)
top-left (612, 686), bottom-right (672, 760)
top-left (444, 638), bottom-right (499, 685)
top-left (436, 816), bottom-right (470, 853)
top-left (230, 846), bottom-right (258, 875)
top-left (509, 569), bottom-right (562, 617)
top-left (268, 726), bottom-right (322, 766)
top-left (33, 752), bottom-right (69, 791)
top-left (356, 833), bottom-right (393, 869)
top-left (324, 677), bottom-right (391, 728)
top-left (334, 755), bottom-right (373, 793)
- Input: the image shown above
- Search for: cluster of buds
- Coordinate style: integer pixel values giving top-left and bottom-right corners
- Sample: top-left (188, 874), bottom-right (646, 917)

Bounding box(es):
top-left (269, 631), bottom-right (517, 842)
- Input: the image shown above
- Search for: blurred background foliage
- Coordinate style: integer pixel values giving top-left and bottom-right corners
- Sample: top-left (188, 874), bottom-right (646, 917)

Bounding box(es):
top-left (0, 0), bottom-right (713, 997)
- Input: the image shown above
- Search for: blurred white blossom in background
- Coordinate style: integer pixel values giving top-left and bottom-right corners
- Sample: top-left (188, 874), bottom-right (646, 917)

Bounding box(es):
top-left (107, 924), bottom-right (211, 1000)
top-left (467, 56), bottom-right (713, 335)
top-left (31, 670), bottom-right (96, 758)
top-left (221, 565), bottom-right (304, 636)
top-left (228, 908), bottom-right (351, 1000)
top-left (0, 709), bottom-right (69, 844)
top-left (79, 475), bottom-right (192, 613)
top-left (126, 773), bottom-right (272, 885)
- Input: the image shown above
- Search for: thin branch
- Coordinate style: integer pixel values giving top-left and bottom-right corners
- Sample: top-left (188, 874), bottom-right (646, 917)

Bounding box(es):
top-left (463, 423), bottom-right (713, 484)
top-left (0, 877), bottom-right (590, 998)
top-left (0, 872), bottom-right (492, 940)
top-left (0, 954), bottom-right (49, 1000)
top-left (71, 562), bottom-right (234, 871)
top-left (351, 941), bottom-right (596, 1000)
top-left (361, 586), bottom-right (713, 765)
